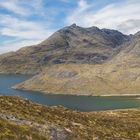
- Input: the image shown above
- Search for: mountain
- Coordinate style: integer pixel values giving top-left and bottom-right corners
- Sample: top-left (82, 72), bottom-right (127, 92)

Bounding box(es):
top-left (0, 96), bottom-right (140, 140)
top-left (14, 33), bottom-right (140, 96)
top-left (0, 24), bottom-right (130, 74)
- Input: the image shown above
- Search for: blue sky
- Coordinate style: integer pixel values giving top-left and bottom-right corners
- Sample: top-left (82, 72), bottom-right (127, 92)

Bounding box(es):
top-left (0, 0), bottom-right (140, 54)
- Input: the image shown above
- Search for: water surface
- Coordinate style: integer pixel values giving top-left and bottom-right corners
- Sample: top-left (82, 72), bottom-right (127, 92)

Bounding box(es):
top-left (0, 74), bottom-right (140, 112)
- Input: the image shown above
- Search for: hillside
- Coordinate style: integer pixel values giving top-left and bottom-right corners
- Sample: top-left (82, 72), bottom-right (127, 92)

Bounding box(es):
top-left (0, 96), bottom-right (140, 140)
top-left (0, 24), bottom-right (130, 74)
top-left (14, 33), bottom-right (140, 96)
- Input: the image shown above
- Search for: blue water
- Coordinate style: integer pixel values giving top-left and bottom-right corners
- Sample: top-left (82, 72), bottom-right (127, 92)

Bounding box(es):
top-left (0, 74), bottom-right (140, 112)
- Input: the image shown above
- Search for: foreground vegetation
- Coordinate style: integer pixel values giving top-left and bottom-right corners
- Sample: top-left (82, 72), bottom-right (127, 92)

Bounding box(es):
top-left (0, 96), bottom-right (140, 140)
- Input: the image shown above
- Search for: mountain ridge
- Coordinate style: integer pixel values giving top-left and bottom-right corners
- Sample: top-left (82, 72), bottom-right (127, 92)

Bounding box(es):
top-left (14, 32), bottom-right (140, 96)
top-left (1, 24), bottom-right (140, 96)
top-left (0, 24), bottom-right (131, 74)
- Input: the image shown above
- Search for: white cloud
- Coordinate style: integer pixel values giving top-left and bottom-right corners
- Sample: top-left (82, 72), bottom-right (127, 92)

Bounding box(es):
top-left (0, 0), bottom-right (57, 53)
top-left (0, 0), bottom-right (46, 16)
top-left (0, 15), bottom-right (54, 40)
top-left (0, 39), bottom-right (43, 54)
top-left (0, 0), bottom-right (30, 16)
top-left (0, 15), bottom-right (55, 54)
top-left (0, 0), bottom-right (55, 54)
top-left (117, 19), bottom-right (140, 35)
top-left (79, 0), bottom-right (89, 10)
top-left (66, 0), bottom-right (140, 34)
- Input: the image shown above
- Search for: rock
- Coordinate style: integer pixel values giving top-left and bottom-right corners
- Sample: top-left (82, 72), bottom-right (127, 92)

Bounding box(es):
top-left (0, 25), bottom-right (130, 74)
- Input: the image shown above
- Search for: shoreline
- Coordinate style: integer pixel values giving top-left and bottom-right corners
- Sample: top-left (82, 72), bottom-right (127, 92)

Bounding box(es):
top-left (100, 94), bottom-right (140, 97)
top-left (12, 86), bottom-right (140, 98)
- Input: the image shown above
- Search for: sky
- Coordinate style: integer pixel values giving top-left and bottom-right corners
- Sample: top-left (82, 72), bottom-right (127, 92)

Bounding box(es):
top-left (0, 0), bottom-right (140, 54)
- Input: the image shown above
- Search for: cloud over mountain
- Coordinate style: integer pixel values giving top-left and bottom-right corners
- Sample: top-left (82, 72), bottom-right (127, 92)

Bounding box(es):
top-left (0, 0), bottom-right (140, 53)
top-left (66, 0), bottom-right (140, 34)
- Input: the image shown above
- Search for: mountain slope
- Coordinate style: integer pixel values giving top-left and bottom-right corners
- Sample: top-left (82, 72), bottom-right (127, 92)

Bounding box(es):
top-left (0, 96), bottom-right (140, 140)
top-left (0, 24), bottom-right (130, 74)
top-left (14, 33), bottom-right (140, 96)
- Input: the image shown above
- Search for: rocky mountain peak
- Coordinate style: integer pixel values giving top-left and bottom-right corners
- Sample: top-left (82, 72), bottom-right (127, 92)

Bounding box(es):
top-left (134, 31), bottom-right (140, 38)
top-left (70, 23), bottom-right (77, 28)
top-left (0, 24), bottom-right (132, 74)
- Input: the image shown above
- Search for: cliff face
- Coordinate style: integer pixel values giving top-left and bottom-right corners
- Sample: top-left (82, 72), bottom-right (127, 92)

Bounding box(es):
top-left (0, 96), bottom-right (140, 140)
top-left (14, 34), bottom-right (140, 96)
top-left (0, 24), bottom-right (130, 74)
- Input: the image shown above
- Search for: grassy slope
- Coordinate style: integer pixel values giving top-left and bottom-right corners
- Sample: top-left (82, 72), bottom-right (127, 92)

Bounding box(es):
top-left (14, 35), bottom-right (140, 96)
top-left (0, 119), bottom-right (48, 140)
top-left (0, 96), bottom-right (140, 140)
top-left (14, 62), bottom-right (140, 96)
